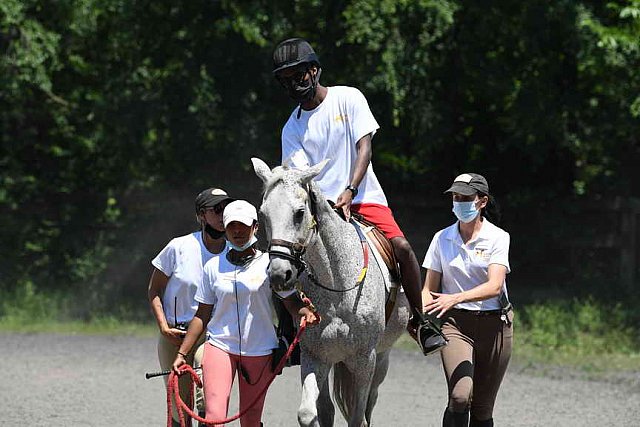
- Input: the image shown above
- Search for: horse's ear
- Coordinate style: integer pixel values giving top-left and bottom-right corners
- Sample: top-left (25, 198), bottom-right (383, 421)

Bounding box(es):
top-left (299, 159), bottom-right (330, 184)
top-left (251, 157), bottom-right (273, 183)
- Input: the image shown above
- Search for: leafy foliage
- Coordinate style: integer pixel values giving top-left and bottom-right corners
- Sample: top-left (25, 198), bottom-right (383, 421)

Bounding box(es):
top-left (517, 298), bottom-right (639, 370)
top-left (1, 1), bottom-right (639, 316)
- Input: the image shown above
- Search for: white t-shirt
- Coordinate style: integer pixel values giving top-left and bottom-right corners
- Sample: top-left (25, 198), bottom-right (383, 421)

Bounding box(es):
top-left (422, 219), bottom-right (511, 311)
top-left (196, 251), bottom-right (278, 356)
top-left (281, 86), bottom-right (388, 205)
top-left (151, 231), bottom-right (223, 326)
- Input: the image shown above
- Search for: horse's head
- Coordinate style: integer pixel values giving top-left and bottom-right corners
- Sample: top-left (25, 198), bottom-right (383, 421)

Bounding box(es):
top-left (252, 157), bottom-right (329, 295)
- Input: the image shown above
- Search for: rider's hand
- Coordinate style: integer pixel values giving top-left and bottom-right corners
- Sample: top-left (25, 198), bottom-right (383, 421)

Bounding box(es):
top-left (334, 189), bottom-right (353, 220)
top-left (299, 306), bottom-right (321, 326)
top-left (161, 326), bottom-right (187, 347)
top-left (172, 352), bottom-right (186, 374)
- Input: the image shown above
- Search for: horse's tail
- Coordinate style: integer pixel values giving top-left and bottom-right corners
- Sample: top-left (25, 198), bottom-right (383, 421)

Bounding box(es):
top-left (332, 361), bottom-right (356, 421)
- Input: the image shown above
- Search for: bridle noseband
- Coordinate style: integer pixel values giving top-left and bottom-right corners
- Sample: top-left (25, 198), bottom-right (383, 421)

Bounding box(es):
top-left (267, 186), bottom-right (318, 280)
top-left (267, 218), bottom-right (316, 277)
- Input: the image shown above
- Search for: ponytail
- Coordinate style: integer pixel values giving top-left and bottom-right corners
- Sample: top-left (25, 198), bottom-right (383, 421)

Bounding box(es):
top-left (480, 192), bottom-right (501, 225)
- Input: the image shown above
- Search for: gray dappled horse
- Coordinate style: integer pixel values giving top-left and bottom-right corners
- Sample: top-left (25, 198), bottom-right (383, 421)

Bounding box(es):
top-left (252, 158), bottom-right (410, 427)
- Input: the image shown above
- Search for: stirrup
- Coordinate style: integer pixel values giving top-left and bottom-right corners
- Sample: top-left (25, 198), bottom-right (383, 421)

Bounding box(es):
top-left (412, 312), bottom-right (448, 356)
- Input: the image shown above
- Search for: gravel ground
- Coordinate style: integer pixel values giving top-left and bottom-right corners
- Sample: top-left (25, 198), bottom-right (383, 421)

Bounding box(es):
top-left (2, 332), bottom-right (639, 426)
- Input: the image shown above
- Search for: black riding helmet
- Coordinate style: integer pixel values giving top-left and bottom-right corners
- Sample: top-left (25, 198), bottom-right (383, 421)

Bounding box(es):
top-left (272, 38), bottom-right (321, 74)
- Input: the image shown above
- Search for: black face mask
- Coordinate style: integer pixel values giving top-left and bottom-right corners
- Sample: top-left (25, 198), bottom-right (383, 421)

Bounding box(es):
top-left (226, 249), bottom-right (255, 267)
top-left (282, 67), bottom-right (322, 104)
top-left (288, 76), bottom-right (314, 102)
top-left (204, 223), bottom-right (224, 240)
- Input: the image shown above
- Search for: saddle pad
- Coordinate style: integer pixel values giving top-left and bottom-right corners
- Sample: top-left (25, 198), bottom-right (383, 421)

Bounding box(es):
top-left (360, 224), bottom-right (400, 293)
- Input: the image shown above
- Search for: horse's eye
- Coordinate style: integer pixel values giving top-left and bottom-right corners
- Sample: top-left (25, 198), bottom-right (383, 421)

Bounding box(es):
top-left (294, 209), bottom-right (304, 223)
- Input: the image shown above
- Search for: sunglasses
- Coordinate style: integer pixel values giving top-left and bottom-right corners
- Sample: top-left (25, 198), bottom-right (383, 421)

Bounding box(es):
top-left (277, 68), bottom-right (309, 86)
top-left (205, 203), bottom-right (227, 215)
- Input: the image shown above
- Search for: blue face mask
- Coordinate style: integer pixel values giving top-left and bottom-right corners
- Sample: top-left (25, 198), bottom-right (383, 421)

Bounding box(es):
top-left (229, 235), bottom-right (257, 252)
top-left (452, 200), bottom-right (480, 223)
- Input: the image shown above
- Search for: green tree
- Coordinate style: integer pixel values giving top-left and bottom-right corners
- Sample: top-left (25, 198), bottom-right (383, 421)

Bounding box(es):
top-left (2, 0), bottom-right (639, 315)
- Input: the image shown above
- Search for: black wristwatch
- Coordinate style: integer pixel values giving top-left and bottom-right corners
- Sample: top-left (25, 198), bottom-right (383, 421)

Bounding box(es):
top-left (345, 185), bottom-right (358, 198)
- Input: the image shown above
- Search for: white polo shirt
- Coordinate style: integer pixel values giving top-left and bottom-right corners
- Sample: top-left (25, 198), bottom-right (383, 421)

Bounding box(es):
top-left (281, 86), bottom-right (388, 206)
top-left (196, 251), bottom-right (278, 356)
top-left (422, 218), bottom-right (511, 311)
top-left (151, 231), bottom-right (223, 326)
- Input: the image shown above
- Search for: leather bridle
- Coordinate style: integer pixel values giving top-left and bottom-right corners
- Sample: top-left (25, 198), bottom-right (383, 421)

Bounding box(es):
top-left (267, 184), bottom-right (318, 278)
top-left (265, 187), bottom-right (369, 293)
top-left (267, 217), bottom-right (317, 277)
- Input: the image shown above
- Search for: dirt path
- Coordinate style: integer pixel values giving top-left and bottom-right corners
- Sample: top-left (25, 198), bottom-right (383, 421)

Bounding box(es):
top-left (2, 332), bottom-right (638, 426)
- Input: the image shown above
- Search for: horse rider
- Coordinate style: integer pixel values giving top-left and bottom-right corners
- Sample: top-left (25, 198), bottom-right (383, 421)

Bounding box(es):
top-left (271, 37), bottom-right (445, 354)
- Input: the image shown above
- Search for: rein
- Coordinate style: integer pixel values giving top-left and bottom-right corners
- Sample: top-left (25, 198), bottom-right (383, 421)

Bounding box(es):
top-left (310, 217), bottom-right (369, 292)
top-left (166, 318), bottom-right (308, 427)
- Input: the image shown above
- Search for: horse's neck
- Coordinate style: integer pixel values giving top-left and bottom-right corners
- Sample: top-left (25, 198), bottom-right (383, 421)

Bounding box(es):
top-left (306, 201), bottom-right (361, 287)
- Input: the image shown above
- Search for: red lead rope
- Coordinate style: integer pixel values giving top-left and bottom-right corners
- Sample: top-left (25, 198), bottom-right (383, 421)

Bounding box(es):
top-left (167, 317), bottom-right (308, 427)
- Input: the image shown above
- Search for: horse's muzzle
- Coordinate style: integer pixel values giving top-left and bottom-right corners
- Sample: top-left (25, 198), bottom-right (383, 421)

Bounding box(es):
top-left (268, 258), bottom-right (297, 292)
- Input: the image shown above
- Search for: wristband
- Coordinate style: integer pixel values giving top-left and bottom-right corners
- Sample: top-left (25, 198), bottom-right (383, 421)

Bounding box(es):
top-left (345, 185), bottom-right (358, 198)
top-left (177, 351), bottom-right (188, 358)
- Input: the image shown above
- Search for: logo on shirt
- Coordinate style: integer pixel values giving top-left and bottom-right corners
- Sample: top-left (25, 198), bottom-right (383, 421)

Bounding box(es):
top-left (334, 114), bottom-right (349, 123)
top-left (474, 247), bottom-right (491, 261)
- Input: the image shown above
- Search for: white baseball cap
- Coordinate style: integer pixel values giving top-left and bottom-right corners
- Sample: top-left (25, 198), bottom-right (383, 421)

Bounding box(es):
top-left (223, 200), bottom-right (257, 227)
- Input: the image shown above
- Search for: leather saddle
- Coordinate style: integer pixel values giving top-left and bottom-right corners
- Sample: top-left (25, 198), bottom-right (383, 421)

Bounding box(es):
top-left (349, 212), bottom-right (402, 323)
top-left (351, 213), bottom-right (400, 280)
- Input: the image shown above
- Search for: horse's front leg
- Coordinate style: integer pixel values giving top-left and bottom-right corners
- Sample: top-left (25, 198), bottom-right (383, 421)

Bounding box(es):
top-left (298, 352), bottom-right (332, 427)
top-left (344, 348), bottom-right (376, 427)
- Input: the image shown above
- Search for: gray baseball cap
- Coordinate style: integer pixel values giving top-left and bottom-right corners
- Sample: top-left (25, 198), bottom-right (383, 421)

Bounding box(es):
top-left (444, 173), bottom-right (489, 196)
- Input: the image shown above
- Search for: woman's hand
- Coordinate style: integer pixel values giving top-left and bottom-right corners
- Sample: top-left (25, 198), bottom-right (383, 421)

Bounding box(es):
top-left (162, 326), bottom-right (187, 347)
top-left (298, 307), bottom-right (321, 326)
top-left (424, 291), bottom-right (462, 318)
top-left (172, 352), bottom-right (187, 374)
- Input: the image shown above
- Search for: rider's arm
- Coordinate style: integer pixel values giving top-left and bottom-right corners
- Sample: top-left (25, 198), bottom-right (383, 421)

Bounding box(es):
top-left (350, 134), bottom-right (372, 190)
top-left (335, 133), bottom-right (372, 210)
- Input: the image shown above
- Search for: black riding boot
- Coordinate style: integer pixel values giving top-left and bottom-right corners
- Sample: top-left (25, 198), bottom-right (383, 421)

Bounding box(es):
top-left (470, 416), bottom-right (493, 427)
top-left (443, 407), bottom-right (470, 427)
